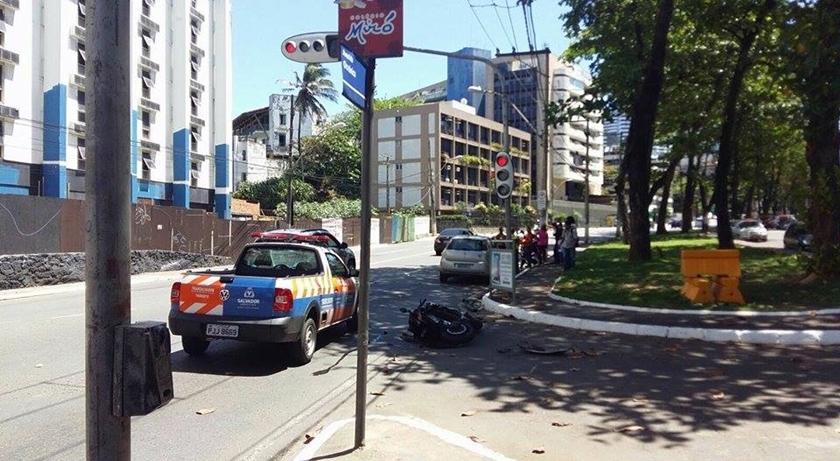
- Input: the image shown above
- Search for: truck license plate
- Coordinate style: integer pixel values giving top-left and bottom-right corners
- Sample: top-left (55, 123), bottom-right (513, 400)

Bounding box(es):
top-left (206, 324), bottom-right (239, 338)
top-left (455, 263), bottom-right (472, 268)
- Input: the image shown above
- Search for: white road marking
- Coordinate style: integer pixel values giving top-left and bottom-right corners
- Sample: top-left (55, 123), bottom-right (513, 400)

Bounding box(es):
top-left (49, 314), bottom-right (84, 320)
top-left (292, 414), bottom-right (518, 461)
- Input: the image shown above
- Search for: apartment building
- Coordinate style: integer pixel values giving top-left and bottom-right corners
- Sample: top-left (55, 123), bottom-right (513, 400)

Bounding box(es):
top-left (0, 0), bottom-right (233, 219)
top-left (231, 94), bottom-right (314, 191)
top-left (374, 100), bottom-right (531, 214)
top-left (402, 48), bottom-right (604, 206)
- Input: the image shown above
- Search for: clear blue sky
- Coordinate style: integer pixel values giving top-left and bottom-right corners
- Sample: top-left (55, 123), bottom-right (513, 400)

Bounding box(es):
top-left (231, 0), bottom-right (571, 118)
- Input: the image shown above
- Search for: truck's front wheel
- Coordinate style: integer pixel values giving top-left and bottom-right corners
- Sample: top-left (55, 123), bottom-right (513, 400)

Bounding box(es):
top-left (182, 336), bottom-right (209, 356)
top-left (290, 318), bottom-right (317, 365)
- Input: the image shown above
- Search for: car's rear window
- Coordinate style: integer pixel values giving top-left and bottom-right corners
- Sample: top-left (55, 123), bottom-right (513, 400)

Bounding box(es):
top-left (448, 239), bottom-right (487, 251)
top-left (741, 221), bottom-right (759, 228)
top-left (440, 228), bottom-right (470, 236)
top-left (236, 246), bottom-right (322, 277)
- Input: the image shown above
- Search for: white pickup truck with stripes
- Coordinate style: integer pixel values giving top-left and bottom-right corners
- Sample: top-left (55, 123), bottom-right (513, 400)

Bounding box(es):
top-left (168, 241), bottom-right (359, 364)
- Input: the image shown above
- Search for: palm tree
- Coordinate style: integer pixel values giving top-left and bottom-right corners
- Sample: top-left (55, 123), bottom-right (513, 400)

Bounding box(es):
top-left (283, 64), bottom-right (338, 225)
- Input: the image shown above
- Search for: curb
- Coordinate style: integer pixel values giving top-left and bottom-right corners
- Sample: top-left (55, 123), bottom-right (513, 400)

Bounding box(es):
top-left (548, 293), bottom-right (840, 317)
top-left (481, 293), bottom-right (840, 346)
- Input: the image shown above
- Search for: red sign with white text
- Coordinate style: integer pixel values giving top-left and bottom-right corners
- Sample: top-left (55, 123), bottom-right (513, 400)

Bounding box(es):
top-left (337, 0), bottom-right (403, 59)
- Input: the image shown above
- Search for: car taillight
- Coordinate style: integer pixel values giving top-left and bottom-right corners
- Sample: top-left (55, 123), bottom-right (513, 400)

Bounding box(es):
top-left (170, 282), bottom-right (181, 304)
top-left (273, 288), bottom-right (294, 312)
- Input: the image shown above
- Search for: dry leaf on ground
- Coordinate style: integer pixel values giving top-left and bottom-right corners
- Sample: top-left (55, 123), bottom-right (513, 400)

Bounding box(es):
top-left (711, 391), bottom-right (726, 400)
top-left (510, 375), bottom-right (528, 381)
top-left (618, 425), bottom-right (645, 433)
top-left (369, 391), bottom-right (386, 396)
top-left (461, 410), bottom-right (477, 417)
top-left (469, 435), bottom-right (485, 443)
top-left (303, 434), bottom-right (315, 444)
top-left (35, 364), bottom-right (44, 368)
top-left (632, 397), bottom-right (649, 403)
top-left (532, 446), bottom-right (546, 454)
top-left (375, 402), bottom-right (392, 408)
top-left (196, 408), bottom-right (216, 415)
top-left (703, 368), bottom-right (726, 377)
top-left (552, 422), bottom-right (571, 427)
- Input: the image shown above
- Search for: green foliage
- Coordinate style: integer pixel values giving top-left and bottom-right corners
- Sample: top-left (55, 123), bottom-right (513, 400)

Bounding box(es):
top-left (299, 123), bottom-right (362, 200)
top-left (232, 177), bottom-right (314, 211)
top-left (437, 214), bottom-right (472, 228)
top-left (285, 198), bottom-right (363, 220)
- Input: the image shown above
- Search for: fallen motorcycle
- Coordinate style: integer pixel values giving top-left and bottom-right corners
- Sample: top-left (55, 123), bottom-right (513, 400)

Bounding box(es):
top-left (404, 298), bottom-right (483, 347)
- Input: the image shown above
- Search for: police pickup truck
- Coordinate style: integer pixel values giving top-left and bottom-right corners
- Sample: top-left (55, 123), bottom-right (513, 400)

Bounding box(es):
top-left (168, 235), bottom-right (359, 365)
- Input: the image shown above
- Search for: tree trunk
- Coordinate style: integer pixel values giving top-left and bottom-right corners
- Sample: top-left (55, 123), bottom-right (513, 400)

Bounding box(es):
top-left (656, 161), bottom-right (677, 235)
top-left (698, 181), bottom-right (711, 233)
top-left (804, 107), bottom-right (840, 275)
top-left (681, 154), bottom-right (697, 233)
top-left (625, 0), bottom-right (674, 261)
top-left (713, 0), bottom-right (775, 249)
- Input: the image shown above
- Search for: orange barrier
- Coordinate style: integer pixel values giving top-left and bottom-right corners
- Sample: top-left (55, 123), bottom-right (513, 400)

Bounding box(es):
top-left (680, 249), bottom-right (745, 305)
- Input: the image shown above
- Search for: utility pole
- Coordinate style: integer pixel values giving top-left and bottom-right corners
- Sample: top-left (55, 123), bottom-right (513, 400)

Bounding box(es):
top-left (286, 95), bottom-right (296, 227)
top-left (85, 0), bottom-right (131, 459)
top-left (427, 140), bottom-right (437, 234)
top-left (382, 155), bottom-right (391, 214)
top-left (584, 117), bottom-right (590, 244)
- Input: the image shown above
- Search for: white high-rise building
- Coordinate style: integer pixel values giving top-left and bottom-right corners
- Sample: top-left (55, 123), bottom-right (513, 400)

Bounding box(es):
top-left (0, 0), bottom-right (233, 218)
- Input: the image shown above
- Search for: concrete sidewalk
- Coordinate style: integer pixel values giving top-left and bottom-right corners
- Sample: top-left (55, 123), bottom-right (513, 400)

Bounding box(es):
top-left (482, 262), bottom-right (840, 345)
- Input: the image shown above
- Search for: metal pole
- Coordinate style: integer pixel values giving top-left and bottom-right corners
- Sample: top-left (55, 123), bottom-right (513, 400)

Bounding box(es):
top-left (286, 95), bottom-right (296, 227)
top-left (500, 75), bottom-right (513, 239)
top-left (385, 157), bottom-right (390, 214)
top-left (354, 57), bottom-right (376, 449)
top-left (427, 141), bottom-right (437, 235)
top-left (85, 1), bottom-right (131, 459)
top-left (584, 117), bottom-right (590, 244)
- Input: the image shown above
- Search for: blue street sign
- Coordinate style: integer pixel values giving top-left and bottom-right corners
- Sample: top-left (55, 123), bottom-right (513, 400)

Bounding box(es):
top-left (341, 44), bottom-right (367, 110)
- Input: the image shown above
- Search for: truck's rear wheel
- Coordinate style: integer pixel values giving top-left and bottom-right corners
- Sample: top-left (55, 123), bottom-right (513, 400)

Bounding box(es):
top-left (290, 318), bottom-right (317, 365)
top-left (182, 336), bottom-right (209, 356)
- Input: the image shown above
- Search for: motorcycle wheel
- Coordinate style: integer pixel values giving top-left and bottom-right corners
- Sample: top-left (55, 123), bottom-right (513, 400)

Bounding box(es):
top-left (439, 321), bottom-right (478, 344)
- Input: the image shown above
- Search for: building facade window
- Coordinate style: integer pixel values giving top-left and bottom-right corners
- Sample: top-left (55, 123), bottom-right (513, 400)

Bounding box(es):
top-left (190, 91), bottom-right (200, 116)
top-left (141, 30), bottom-right (152, 57)
top-left (77, 43), bottom-right (86, 75)
top-left (190, 20), bottom-right (200, 44)
top-left (190, 161), bottom-right (199, 187)
top-left (142, 111), bottom-right (151, 138)
top-left (190, 55), bottom-right (199, 80)
top-left (141, 70), bottom-right (153, 99)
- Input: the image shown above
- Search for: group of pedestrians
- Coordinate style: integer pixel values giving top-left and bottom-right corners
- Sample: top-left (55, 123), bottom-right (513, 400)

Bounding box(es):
top-left (495, 216), bottom-right (579, 271)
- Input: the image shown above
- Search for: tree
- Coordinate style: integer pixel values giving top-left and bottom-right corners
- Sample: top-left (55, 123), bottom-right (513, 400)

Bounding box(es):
top-left (285, 64), bottom-right (339, 224)
top-left (299, 122), bottom-right (362, 200)
top-left (561, 0), bottom-right (675, 261)
top-left (781, 0), bottom-right (840, 276)
top-left (232, 177), bottom-right (315, 213)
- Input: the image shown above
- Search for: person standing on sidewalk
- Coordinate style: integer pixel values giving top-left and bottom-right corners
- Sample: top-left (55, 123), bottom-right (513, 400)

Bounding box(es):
top-left (536, 224), bottom-right (549, 265)
top-left (552, 221), bottom-right (564, 264)
top-left (561, 216), bottom-right (578, 270)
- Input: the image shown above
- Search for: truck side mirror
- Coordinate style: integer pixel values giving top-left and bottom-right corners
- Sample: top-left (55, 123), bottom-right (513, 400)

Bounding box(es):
top-left (340, 242), bottom-right (348, 249)
top-left (348, 268), bottom-right (360, 277)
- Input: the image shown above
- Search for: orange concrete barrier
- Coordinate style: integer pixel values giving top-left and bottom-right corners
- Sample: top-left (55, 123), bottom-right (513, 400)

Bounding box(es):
top-left (680, 249), bottom-right (745, 305)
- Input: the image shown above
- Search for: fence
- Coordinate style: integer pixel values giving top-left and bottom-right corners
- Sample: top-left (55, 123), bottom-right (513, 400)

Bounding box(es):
top-left (0, 195), bottom-right (418, 258)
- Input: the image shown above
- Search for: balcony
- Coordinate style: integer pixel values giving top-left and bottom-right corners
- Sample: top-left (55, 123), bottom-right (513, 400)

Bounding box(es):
top-left (0, 48), bottom-right (19, 66)
top-left (141, 140), bottom-right (160, 152)
top-left (189, 80), bottom-right (204, 93)
top-left (190, 6), bottom-right (205, 23)
top-left (73, 122), bottom-right (86, 134)
top-left (139, 14), bottom-right (160, 33)
top-left (190, 116), bottom-right (205, 128)
top-left (140, 98), bottom-right (160, 112)
top-left (0, 104), bottom-right (19, 120)
top-left (190, 43), bottom-right (205, 58)
top-left (0, 0), bottom-right (19, 10)
top-left (140, 56), bottom-right (160, 72)
top-left (71, 25), bottom-right (86, 41)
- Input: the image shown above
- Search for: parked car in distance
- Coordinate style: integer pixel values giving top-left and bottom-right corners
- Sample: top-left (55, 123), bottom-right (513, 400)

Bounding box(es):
top-left (439, 236), bottom-right (490, 283)
top-left (783, 223), bottom-right (812, 251)
top-left (694, 213), bottom-right (718, 229)
top-left (254, 228), bottom-right (356, 269)
top-left (668, 213), bottom-right (683, 228)
top-left (434, 227), bottom-right (474, 255)
top-left (768, 214), bottom-right (796, 230)
top-left (734, 219), bottom-right (768, 242)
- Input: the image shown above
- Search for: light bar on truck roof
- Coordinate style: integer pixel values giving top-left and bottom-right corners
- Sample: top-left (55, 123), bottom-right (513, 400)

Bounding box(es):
top-left (251, 232), bottom-right (330, 242)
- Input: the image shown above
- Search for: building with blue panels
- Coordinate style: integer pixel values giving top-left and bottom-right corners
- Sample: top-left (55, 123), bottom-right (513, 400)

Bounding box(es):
top-left (0, 0), bottom-right (233, 219)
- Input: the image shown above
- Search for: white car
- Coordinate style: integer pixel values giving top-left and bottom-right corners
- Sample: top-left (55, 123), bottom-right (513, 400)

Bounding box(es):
top-left (734, 220), bottom-right (768, 242)
top-left (439, 236), bottom-right (490, 283)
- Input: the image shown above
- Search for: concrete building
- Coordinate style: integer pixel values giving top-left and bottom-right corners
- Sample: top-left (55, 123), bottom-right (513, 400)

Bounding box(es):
top-left (231, 94), bottom-right (314, 191)
top-left (0, 0), bottom-right (233, 219)
top-left (400, 48), bottom-right (603, 209)
top-left (373, 100), bottom-right (531, 214)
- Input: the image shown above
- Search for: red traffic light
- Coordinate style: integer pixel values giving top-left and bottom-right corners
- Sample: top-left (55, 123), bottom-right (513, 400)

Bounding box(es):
top-left (284, 42), bottom-right (296, 54)
top-left (495, 154), bottom-right (509, 167)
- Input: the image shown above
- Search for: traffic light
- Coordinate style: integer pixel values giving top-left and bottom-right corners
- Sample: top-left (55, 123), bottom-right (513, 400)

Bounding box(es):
top-left (281, 33), bottom-right (340, 63)
top-left (494, 151), bottom-right (514, 200)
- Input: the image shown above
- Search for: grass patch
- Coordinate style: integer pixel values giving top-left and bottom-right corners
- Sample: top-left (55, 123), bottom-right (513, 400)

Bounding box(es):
top-left (553, 234), bottom-right (840, 311)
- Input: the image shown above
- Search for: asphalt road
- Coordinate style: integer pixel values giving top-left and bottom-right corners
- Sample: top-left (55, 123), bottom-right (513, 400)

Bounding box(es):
top-left (0, 237), bottom-right (480, 461)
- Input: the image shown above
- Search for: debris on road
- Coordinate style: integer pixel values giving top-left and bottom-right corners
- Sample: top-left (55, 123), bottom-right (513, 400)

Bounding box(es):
top-left (518, 341), bottom-right (571, 355)
top-left (196, 408), bottom-right (216, 415)
top-left (461, 410), bottom-right (477, 417)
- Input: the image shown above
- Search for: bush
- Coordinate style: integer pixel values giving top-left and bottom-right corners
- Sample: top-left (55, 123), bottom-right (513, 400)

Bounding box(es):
top-left (281, 198), bottom-right (363, 220)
